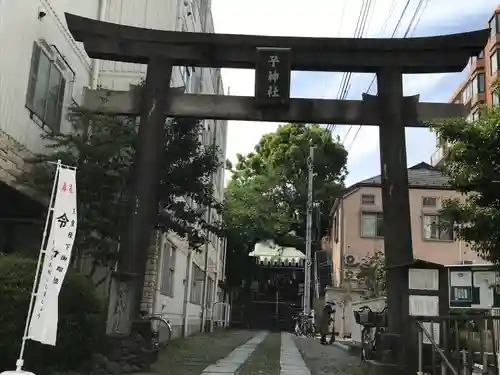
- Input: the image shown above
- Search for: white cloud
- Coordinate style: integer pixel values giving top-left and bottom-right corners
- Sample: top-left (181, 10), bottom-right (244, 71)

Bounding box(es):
top-left (211, 0), bottom-right (499, 185)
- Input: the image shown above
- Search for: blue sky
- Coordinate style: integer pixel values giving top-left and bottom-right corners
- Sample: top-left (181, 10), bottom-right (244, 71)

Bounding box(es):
top-left (211, 0), bottom-right (499, 186)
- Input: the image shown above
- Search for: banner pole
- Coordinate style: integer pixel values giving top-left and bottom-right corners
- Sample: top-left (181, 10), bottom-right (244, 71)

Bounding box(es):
top-left (15, 160), bottom-right (61, 372)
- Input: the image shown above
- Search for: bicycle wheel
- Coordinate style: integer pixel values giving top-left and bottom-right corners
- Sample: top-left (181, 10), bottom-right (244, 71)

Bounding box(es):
top-left (149, 316), bottom-right (173, 349)
top-left (361, 328), bottom-right (374, 362)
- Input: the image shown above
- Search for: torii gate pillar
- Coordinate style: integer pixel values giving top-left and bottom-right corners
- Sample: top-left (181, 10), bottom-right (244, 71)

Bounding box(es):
top-left (373, 67), bottom-right (414, 370)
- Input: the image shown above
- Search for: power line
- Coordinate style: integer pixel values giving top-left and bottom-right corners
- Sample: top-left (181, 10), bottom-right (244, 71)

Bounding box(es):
top-left (345, 0), bottom-right (429, 153)
top-left (341, 0), bottom-right (398, 143)
top-left (326, 0), bottom-right (374, 134)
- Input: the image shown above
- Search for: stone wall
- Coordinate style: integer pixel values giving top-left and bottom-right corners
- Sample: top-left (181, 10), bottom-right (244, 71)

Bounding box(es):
top-left (0, 128), bottom-right (43, 201)
top-left (140, 229), bottom-right (161, 314)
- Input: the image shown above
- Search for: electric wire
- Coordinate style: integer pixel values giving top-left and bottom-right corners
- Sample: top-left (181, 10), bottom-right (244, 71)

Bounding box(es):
top-left (326, 0), bottom-right (374, 134)
top-left (340, 0), bottom-right (398, 142)
top-left (345, 0), bottom-right (430, 153)
top-left (329, 0), bottom-right (373, 133)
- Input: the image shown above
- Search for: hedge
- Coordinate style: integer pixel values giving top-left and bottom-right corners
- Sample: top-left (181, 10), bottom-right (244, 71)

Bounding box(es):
top-left (0, 253), bottom-right (106, 374)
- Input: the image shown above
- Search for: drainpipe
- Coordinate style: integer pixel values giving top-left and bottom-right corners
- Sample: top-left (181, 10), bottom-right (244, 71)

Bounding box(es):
top-left (340, 198), bottom-right (345, 288)
top-left (152, 232), bottom-right (165, 316)
top-left (339, 199), bottom-right (346, 338)
top-left (175, 0), bottom-right (182, 31)
top-left (209, 229), bottom-right (220, 332)
top-left (200, 121), bottom-right (218, 332)
top-left (90, 0), bottom-right (107, 89)
top-left (182, 250), bottom-right (193, 337)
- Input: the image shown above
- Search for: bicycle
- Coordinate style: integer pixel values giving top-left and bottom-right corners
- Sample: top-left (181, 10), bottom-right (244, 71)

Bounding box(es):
top-left (293, 312), bottom-right (316, 337)
top-left (354, 306), bottom-right (387, 362)
top-left (142, 304), bottom-right (173, 351)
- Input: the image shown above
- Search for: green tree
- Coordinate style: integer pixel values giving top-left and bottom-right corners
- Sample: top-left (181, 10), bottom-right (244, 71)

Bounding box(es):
top-left (223, 123), bottom-right (347, 286)
top-left (357, 251), bottom-right (386, 299)
top-left (428, 103), bottom-right (500, 263)
top-left (23, 107), bottom-right (223, 278)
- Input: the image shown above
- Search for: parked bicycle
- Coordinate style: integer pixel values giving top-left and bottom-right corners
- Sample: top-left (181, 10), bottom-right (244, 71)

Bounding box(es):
top-left (142, 303), bottom-right (173, 352)
top-left (354, 305), bottom-right (387, 362)
top-left (293, 311), bottom-right (316, 337)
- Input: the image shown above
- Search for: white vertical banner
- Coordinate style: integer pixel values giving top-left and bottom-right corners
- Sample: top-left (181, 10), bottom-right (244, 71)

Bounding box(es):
top-left (28, 166), bottom-right (77, 346)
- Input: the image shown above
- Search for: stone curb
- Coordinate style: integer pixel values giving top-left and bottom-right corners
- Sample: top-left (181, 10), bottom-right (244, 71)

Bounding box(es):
top-left (332, 341), bottom-right (351, 351)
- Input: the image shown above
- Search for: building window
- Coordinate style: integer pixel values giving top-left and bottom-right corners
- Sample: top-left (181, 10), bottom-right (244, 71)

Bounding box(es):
top-left (477, 73), bottom-right (485, 94)
top-left (361, 194), bottom-right (375, 205)
top-left (182, 67), bottom-right (192, 93)
top-left (423, 215), bottom-right (453, 241)
top-left (490, 14), bottom-right (499, 37)
top-left (491, 51), bottom-right (499, 75)
top-left (461, 82), bottom-right (472, 103)
top-left (190, 264), bottom-right (204, 305)
top-left (493, 93), bottom-right (500, 106)
top-left (333, 214), bottom-right (339, 243)
top-left (160, 240), bottom-right (176, 297)
top-left (361, 212), bottom-right (383, 237)
top-left (422, 197), bottom-right (437, 207)
top-left (26, 41), bottom-right (67, 133)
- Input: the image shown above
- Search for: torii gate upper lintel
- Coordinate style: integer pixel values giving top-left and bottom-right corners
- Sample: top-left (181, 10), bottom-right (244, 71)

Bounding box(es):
top-left (65, 13), bottom-right (487, 73)
top-left (65, 12), bottom-right (489, 371)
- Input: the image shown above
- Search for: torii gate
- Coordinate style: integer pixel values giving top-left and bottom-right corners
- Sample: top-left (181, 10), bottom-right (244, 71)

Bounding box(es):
top-left (65, 12), bottom-right (488, 372)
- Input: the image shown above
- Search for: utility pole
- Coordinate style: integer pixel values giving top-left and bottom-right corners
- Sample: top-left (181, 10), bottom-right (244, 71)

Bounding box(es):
top-left (201, 120), bottom-right (218, 332)
top-left (313, 252), bottom-right (320, 299)
top-left (303, 143), bottom-right (314, 314)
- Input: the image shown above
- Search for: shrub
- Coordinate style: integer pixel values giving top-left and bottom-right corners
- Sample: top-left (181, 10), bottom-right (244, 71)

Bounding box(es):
top-left (0, 253), bottom-right (106, 375)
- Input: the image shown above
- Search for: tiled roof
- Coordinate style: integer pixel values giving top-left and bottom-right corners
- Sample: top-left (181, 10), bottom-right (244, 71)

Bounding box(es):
top-left (356, 162), bottom-right (451, 189)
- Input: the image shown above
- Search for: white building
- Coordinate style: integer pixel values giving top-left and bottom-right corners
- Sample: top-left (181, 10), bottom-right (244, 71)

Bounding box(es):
top-left (0, 0), bottom-right (99, 253)
top-left (0, 0), bottom-right (228, 337)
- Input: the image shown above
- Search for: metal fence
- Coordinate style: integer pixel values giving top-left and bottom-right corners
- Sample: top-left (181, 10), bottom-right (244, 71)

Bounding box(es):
top-left (211, 301), bottom-right (231, 327)
top-left (415, 314), bottom-right (500, 375)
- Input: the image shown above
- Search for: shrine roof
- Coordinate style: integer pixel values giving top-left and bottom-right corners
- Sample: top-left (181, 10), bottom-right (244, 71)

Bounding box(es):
top-left (249, 240), bottom-right (305, 262)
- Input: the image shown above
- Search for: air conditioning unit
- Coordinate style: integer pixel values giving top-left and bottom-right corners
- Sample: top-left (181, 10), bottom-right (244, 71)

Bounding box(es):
top-left (343, 269), bottom-right (355, 280)
top-left (344, 254), bottom-right (359, 266)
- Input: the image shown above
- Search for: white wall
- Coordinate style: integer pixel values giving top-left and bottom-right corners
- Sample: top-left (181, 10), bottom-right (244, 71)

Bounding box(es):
top-left (155, 232), bottom-right (202, 335)
top-left (0, 0), bottom-right (97, 153)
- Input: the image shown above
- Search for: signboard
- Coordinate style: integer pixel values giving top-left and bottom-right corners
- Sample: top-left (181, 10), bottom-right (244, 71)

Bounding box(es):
top-left (254, 47), bottom-right (291, 106)
top-left (28, 166), bottom-right (78, 345)
top-left (408, 268), bottom-right (439, 291)
top-left (448, 265), bottom-right (500, 309)
top-left (409, 295), bottom-right (440, 344)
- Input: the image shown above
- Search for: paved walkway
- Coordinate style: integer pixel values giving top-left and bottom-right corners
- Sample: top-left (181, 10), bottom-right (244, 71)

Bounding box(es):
top-left (292, 335), bottom-right (361, 375)
top-left (149, 330), bottom-right (359, 375)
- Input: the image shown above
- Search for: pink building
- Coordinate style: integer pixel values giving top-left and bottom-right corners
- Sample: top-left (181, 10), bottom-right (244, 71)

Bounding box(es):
top-left (326, 162), bottom-right (482, 289)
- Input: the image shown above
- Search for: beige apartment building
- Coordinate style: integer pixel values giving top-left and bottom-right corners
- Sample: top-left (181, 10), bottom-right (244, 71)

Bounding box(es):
top-left (327, 162), bottom-right (482, 289)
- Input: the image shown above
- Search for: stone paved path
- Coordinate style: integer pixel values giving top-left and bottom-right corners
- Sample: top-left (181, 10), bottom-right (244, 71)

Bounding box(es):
top-left (151, 329), bottom-right (257, 375)
top-left (148, 330), bottom-right (360, 375)
top-left (292, 335), bottom-right (361, 375)
top-left (237, 332), bottom-right (281, 375)
top-left (203, 331), bottom-right (268, 375)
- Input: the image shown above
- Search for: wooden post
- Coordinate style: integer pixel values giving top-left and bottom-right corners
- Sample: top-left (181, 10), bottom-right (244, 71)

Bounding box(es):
top-left (107, 57), bottom-right (173, 335)
top-left (376, 66), bottom-right (414, 368)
